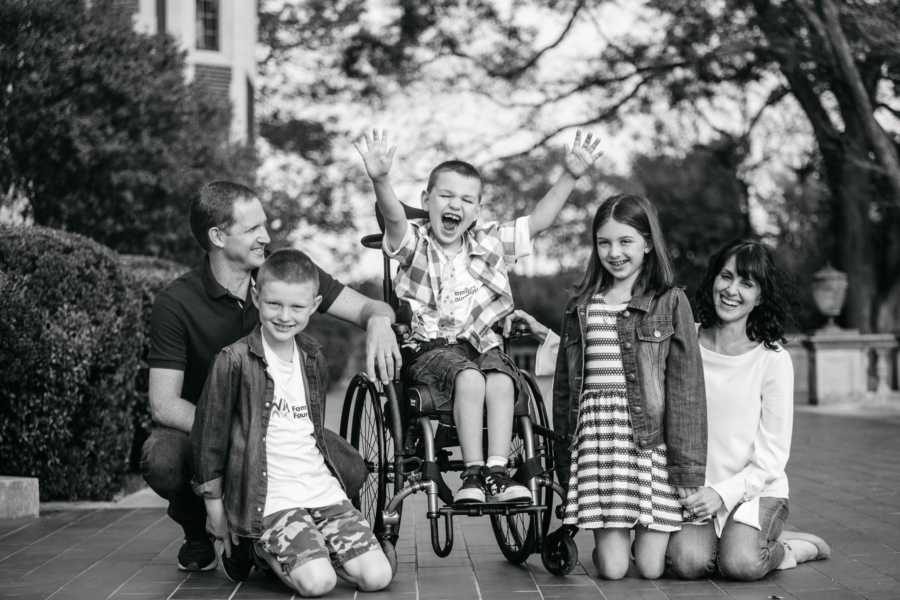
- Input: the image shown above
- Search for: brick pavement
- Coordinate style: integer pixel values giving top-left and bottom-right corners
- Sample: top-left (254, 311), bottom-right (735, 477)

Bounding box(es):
top-left (2, 409), bottom-right (899, 600)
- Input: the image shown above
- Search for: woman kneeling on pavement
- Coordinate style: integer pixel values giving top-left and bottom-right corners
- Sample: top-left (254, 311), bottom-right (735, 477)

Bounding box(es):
top-left (663, 239), bottom-right (829, 580)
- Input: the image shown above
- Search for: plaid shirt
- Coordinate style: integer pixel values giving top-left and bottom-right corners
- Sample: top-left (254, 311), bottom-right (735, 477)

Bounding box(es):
top-left (384, 216), bottom-right (532, 352)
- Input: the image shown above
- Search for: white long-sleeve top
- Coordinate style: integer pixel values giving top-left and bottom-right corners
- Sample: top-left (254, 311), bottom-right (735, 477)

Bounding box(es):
top-left (701, 342), bottom-right (794, 536)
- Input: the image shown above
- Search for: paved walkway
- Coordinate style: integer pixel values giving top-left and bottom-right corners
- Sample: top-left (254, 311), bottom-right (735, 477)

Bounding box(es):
top-left (2, 406), bottom-right (899, 600)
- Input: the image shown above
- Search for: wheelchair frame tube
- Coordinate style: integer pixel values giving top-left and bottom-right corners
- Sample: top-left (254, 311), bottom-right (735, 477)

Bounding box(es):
top-left (417, 417), bottom-right (443, 515)
top-left (518, 414), bottom-right (540, 504)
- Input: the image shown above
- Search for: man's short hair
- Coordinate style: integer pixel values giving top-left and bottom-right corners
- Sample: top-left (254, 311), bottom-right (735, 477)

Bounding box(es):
top-left (190, 181), bottom-right (258, 251)
top-left (256, 248), bottom-right (320, 293)
top-left (426, 160), bottom-right (483, 194)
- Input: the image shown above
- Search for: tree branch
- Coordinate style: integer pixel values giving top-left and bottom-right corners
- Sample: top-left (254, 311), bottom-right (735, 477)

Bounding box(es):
top-left (442, 0), bottom-right (587, 80)
top-left (794, 0), bottom-right (900, 204)
top-left (876, 102), bottom-right (900, 121)
top-left (745, 85), bottom-right (790, 138)
top-left (485, 78), bottom-right (650, 166)
top-left (753, 0), bottom-right (841, 143)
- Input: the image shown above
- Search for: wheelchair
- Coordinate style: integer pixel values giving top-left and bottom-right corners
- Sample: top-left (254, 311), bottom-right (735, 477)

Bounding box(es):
top-left (337, 205), bottom-right (578, 576)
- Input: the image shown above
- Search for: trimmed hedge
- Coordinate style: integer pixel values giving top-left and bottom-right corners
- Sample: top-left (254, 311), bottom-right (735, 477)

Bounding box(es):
top-left (0, 226), bottom-right (143, 500)
top-left (117, 254), bottom-right (190, 471)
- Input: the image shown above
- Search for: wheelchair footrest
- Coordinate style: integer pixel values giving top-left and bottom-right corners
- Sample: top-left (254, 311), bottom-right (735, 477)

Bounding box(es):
top-left (436, 503), bottom-right (546, 518)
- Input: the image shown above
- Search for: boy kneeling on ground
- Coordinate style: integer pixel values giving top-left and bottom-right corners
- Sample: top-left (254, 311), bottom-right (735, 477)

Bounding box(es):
top-left (192, 249), bottom-right (393, 597)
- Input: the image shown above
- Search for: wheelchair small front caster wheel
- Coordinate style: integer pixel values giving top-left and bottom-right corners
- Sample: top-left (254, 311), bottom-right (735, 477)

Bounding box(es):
top-left (541, 528), bottom-right (578, 576)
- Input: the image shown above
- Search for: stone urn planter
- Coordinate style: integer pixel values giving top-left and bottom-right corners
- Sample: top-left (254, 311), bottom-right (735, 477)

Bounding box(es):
top-left (811, 264), bottom-right (848, 331)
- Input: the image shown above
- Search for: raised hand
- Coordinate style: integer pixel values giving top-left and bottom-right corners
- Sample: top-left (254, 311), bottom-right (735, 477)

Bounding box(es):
top-left (563, 129), bottom-right (603, 178)
top-left (354, 129), bottom-right (396, 182)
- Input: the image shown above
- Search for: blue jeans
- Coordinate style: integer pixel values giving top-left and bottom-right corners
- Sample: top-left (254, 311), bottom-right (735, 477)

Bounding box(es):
top-left (141, 426), bottom-right (207, 540)
top-left (666, 497), bottom-right (789, 581)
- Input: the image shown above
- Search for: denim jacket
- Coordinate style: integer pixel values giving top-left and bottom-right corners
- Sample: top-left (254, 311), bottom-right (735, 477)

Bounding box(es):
top-left (552, 286), bottom-right (707, 488)
top-left (192, 326), bottom-right (364, 538)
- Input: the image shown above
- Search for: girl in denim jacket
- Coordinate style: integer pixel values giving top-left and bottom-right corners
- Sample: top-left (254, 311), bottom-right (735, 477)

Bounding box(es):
top-left (552, 194), bottom-right (707, 580)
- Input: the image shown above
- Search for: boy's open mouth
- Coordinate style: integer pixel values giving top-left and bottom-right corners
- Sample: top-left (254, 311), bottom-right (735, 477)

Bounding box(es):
top-left (441, 213), bottom-right (462, 232)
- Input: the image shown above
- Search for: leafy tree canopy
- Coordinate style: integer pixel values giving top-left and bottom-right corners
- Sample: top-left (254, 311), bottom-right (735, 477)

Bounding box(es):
top-left (259, 0), bottom-right (900, 330)
top-left (0, 0), bottom-right (255, 263)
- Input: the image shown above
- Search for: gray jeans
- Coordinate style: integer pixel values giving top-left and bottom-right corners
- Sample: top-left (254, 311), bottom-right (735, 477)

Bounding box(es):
top-left (141, 426), bottom-right (207, 540)
top-left (665, 496), bottom-right (789, 580)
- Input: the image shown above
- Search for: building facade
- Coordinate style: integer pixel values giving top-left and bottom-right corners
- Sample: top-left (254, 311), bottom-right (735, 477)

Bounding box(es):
top-left (130, 0), bottom-right (256, 143)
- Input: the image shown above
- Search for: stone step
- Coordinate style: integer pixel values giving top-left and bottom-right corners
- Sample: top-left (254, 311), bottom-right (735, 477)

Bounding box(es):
top-left (0, 476), bottom-right (39, 519)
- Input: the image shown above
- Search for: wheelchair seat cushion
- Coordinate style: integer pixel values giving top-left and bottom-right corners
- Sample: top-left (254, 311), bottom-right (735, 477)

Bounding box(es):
top-left (405, 342), bottom-right (531, 417)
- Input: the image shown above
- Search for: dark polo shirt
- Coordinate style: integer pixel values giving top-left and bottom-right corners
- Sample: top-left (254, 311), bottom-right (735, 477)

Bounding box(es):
top-left (148, 258), bottom-right (343, 404)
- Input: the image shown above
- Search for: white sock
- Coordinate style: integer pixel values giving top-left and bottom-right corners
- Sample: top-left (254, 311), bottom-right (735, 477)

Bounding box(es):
top-left (776, 541), bottom-right (798, 570)
top-left (486, 456), bottom-right (507, 468)
top-left (787, 539), bottom-right (819, 563)
top-left (464, 461), bottom-right (485, 468)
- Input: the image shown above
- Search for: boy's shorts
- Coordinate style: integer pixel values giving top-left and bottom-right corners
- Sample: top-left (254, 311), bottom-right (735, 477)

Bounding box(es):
top-left (256, 501), bottom-right (381, 574)
top-left (407, 342), bottom-right (528, 413)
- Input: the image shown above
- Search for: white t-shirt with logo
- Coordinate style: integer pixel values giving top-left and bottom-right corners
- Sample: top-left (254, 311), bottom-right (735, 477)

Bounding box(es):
top-left (427, 247), bottom-right (480, 340)
top-left (261, 336), bottom-right (346, 516)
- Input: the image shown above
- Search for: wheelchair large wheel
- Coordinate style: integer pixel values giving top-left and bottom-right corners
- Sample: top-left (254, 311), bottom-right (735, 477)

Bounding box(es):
top-left (343, 375), bottom-right (392, 534)
top-left (490, 508), bottom-right (536, 564)
top-left (490, 372), bottom-right (553, 564)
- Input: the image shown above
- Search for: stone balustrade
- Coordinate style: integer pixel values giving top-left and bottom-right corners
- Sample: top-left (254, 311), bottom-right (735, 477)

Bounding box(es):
top-left (788, 329), bottom-right (899, 405)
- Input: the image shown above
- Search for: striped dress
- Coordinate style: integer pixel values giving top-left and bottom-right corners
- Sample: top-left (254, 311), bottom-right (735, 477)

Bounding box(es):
top-left (562, 294), bottom-right (683, 531)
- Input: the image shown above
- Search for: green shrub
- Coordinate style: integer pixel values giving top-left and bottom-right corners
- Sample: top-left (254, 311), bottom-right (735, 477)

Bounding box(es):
top-left (0, 225), bottom-right (143, 500)
top-left (118, 254), bottom-right (190, 471)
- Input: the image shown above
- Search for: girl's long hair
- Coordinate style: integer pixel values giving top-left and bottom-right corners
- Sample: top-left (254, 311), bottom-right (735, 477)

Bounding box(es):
top-left (572, 194), bottom-right (674, 305)
top-left (694, 239), bottom-right (794, 349)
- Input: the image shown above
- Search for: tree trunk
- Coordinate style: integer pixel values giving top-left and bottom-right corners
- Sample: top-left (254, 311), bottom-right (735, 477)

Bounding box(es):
top-left (821, 141), bottom-right (878, 332)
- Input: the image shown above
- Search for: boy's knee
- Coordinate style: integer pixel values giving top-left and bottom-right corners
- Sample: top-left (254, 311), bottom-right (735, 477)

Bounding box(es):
top-left (289, 566), bottom-right (337, 597)
top-left (356, 561), bottom-right (393, 591)
top-left (343, 548), bottom-right (394, 591)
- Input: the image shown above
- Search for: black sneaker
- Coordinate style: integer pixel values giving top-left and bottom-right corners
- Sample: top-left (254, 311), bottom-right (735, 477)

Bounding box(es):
top-left (454, 465), bottom-right (486, 504)
top-left (222, 537), bottom-right (255, 582)
top-left (483, 465), bottom-right (531, 503)
top-left (177, 537), bottom-right (217, 572)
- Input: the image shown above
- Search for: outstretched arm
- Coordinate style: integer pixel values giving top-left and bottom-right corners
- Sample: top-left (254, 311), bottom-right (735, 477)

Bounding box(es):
top-left (354, 130), bottom-right (407, 250)
top-left (529, 130), bottom-right (603, 236)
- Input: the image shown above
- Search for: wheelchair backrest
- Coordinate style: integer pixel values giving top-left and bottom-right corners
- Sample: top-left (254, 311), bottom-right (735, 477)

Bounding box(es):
top-left (361, 203), bottom-right (429, 318)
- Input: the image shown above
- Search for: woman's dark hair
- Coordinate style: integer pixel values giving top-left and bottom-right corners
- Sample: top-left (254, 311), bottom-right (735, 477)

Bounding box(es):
top-left (694, 239), bottom-right (794, 349)
top-left (572, 194), bottom-right (674, 305)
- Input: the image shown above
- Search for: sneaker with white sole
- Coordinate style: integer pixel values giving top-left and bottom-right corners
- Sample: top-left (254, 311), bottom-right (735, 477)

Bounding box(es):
top-left (454, 465), bottom-right (486, 504)
top-left (177, 537), bottom-right (218, 572)
top-left (483, 465), bottom-right (531, 503)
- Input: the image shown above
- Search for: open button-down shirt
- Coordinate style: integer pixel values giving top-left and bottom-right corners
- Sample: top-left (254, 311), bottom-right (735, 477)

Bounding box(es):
top-left (384, 216), bottom-right (532, 353)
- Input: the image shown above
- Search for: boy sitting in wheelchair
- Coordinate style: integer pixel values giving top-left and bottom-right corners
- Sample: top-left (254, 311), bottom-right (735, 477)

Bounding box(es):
top-left (355, 129), bottom-right (601, 504)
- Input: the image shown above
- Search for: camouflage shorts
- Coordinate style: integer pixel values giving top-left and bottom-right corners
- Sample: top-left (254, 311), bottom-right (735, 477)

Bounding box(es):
top-left (256, 501), bottom-right (381, 574)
